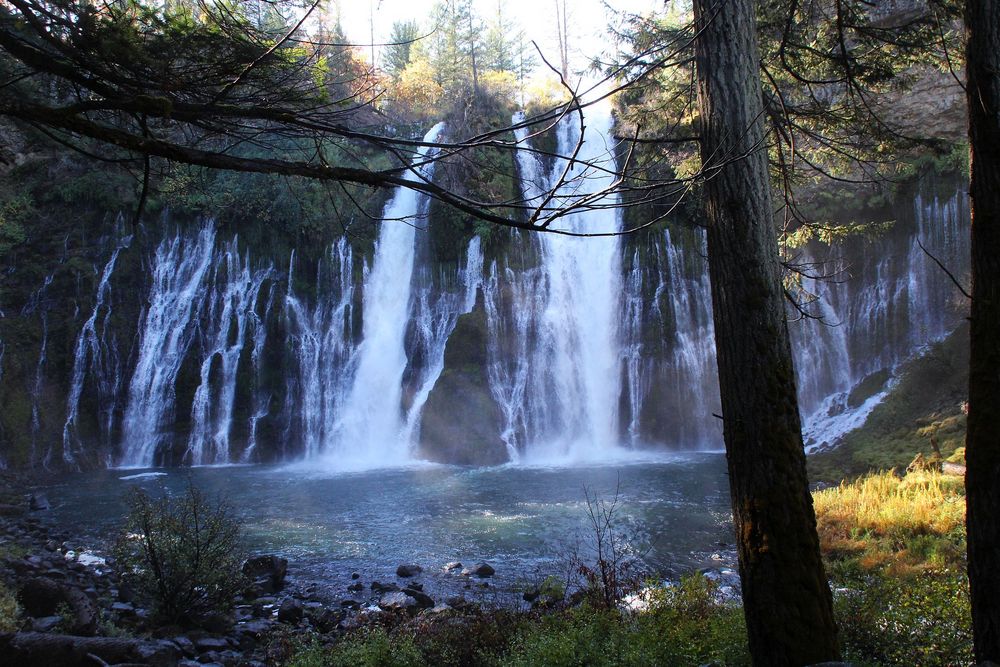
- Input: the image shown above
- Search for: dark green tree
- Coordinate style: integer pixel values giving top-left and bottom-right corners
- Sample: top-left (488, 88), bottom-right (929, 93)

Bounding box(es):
top-left (384, 19), bottom-right (420, 78)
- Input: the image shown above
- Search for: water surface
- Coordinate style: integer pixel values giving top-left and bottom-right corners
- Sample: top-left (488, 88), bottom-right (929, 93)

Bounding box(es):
top-left (44, 453), bottom-right (734, 602)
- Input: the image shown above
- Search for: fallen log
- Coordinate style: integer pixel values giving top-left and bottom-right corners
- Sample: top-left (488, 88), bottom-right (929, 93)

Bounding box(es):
top-left (0, 632), bottom-right (180, 667)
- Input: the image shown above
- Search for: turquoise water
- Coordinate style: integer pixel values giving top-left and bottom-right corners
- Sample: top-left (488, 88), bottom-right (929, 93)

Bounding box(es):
top-left (43, 452), bottom-right (735, 601)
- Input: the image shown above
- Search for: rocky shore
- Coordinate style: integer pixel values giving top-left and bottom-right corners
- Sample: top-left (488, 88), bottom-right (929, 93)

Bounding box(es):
top-left (0, 485), bottom-right (520, 666)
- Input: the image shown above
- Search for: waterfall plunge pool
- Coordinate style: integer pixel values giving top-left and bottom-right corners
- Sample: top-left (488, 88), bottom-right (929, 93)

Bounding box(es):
top-left (41, 453), bottom-right (735, 605)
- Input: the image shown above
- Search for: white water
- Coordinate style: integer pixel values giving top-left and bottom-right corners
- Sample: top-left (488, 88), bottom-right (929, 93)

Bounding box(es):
top-left (314, 123), bottom-right (447, 469)
top-left (62, 236), bottom-right (131, 467)
top-left (486, 109), bottom-right (625, 463)
top-left (401, 237), bottom-right (483, 445)
top-left (185, 239), bottom-right (272, 465)
top-left (55, 134), bottom-right (968, 470)
top-left (120, 223), bottom-right (217, 467)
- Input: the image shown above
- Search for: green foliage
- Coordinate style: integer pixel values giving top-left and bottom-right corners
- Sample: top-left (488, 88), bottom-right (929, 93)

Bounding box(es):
top-left (809, 324), bottom-right (969, 482)
top-left (289, 630), bottom-right (423, 667)
top-left (0, 192), bottom-right (31, 255)
top-left (504, 578), bottom-right (748, 666)
top-left (834, 567), bottom-right (973, 666)
top-left (0, 580), bottom-right (21, 633)
top-left (384, 20), bottom-right (421, 78)
top-left (112, 483), bottom-right (246, 627)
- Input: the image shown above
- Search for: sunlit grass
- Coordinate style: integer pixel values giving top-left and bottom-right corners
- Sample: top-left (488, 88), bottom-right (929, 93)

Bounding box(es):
top-left (814, 470), bottom-right (966, 574)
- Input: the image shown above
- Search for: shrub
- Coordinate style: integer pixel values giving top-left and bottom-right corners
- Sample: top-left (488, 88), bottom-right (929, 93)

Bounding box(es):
top-left (0, 580), bottom-right (21, 632)
top-left (288, 629), bottom-right (424, 667)
top-left (835, 567), bottom-right (973, 665)
top-left (503, 579), bottom-right (749, 667)
top-left (113, 483), bottom-right (245, 626)
top-left (572, 485), bottom-right (647, 610)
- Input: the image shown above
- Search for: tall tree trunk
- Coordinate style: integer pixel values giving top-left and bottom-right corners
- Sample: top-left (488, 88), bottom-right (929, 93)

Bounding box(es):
top-left (964, 0), bottom-right (1000, 662)
top-left (691, 0), bottom-right (839, 664)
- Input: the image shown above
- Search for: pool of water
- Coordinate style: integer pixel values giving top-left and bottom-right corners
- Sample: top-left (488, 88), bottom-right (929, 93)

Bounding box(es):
top-left (41, 452), bottom-right (735, 603)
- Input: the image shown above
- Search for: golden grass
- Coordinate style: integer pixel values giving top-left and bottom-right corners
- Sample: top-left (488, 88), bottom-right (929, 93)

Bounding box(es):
top-left (813, 470), bottom-right (966, 573)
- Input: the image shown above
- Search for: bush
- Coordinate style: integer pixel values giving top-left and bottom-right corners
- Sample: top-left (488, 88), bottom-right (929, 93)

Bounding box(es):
top-left (571, 485), bottom-right (647, 610)
top-left (288, 629), bottom-right (424, 667)
top-left (113, 483), bottom-right (246, 626)
top-left (0, 580), bottom-right (21, 632)
top-left (503, 578), bottom-right (749, 667)
top-left (835, 568), bottom-right (973, 665)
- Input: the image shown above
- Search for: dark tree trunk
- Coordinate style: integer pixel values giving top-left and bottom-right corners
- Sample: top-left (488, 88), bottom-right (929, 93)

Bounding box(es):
top-left (691, 0), bottom-right (839, 664)
top-left (964, 0), bottom-right (1000, 662)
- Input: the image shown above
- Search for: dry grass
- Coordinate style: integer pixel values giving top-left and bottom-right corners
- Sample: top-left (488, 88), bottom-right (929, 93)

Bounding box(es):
top-left (814, 470), bottom-right (966, 574)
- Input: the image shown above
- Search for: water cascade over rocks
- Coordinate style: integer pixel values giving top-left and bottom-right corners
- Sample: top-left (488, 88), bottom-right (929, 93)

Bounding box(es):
top-left (482, 110), bottom-right (626, 462)
top-left (4, 112), bottom-right (970, 470)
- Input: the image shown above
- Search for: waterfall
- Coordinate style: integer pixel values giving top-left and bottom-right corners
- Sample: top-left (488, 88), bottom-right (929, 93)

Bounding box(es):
top-left (120, 223), bottom-right (217, 467)
top-left (62, 236), bottom-right (131, 466)
top-left (486, 109), bottom-right (625, 462)
top-left (283, 240), bottom-right (358, 460)
top-left (401, 237), bottom-right (483, 444)
top-left (185, 239), bottom-right (272, 465)
top-left (243, 282), bottom-right (277, 463)
top-left (45, 146), bottom-right (968, 469)
top-left (793, 182), bottom-right (970, 449)
top-left (32, 314), bottom-right (48, 468)
top-left (312, 122), bottom-right (447, 469)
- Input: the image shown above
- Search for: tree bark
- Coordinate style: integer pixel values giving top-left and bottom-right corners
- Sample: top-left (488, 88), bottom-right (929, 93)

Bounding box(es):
top-left (964, 0), bottom-right (1000, 662)
top-left (691, 0), bottom-right (839, 664)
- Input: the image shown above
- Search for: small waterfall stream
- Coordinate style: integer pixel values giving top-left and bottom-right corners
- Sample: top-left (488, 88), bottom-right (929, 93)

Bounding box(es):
top-left (63, 235), bottom-right (131, 467)
top-left (120, 224), bottom-right (218, 467)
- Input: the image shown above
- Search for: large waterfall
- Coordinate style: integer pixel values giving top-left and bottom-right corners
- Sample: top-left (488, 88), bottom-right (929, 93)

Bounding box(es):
top-left (20, 114), bottom-right (969, 470)
top-left (484, 111), bottom-right (626, 462)
top-left (312, 122), bottom-right (449, 469)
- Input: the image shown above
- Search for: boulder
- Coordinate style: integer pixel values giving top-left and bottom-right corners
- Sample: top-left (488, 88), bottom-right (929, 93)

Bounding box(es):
top-left (461, 562), bottom-right (495, 578)
top-left (29, 493), bottom-right (50, 511)
top-left (18, 577), bottom-right (64, 616)
top-left (396, 564), bottom-right (423, 578)
top-left (193, 636), bottom-right (230, 653)
top-left (401, 588), bottom-right (434, 609)
top-left (277, 598), bottom-right (303, 624)
top-left (242, 555), bottom-right (287, 593)
top-left (442, 561), bottom-right (463, 572)
top-left (371, 581), bottom-right (399, 593)
top-left (378, 591), bottom-right (417, 611)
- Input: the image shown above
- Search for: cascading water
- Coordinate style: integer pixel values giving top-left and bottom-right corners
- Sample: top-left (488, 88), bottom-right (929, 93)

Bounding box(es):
top-left (793, 182), bottom-right (971, 449)
top-left (283, 240), bottom-right (358, 460)
top-left (401, 237), bottom-right (483, 445)
top-left (63, 235), bottom-right (132, 466)
top-left (486, 110), bottom-right (625, 462)
top-left (50, 136), bottom-right (968, 470)
top-left (185, 239), bottom-right (272, 465)
top-left (243, 283), bottom-right (277, 463)
top-left (120, 223), bottom-right (218, 467)
top-left (314, 123), bottom-right (447, 469)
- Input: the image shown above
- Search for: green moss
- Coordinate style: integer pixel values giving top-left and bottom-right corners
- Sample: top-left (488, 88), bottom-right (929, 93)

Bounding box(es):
top-left (809, 324), bottom-right (968, 482)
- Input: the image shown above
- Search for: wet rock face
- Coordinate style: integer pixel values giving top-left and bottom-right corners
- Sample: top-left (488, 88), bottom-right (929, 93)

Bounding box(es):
top-left (417, 297), bottom-right (508, 466)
